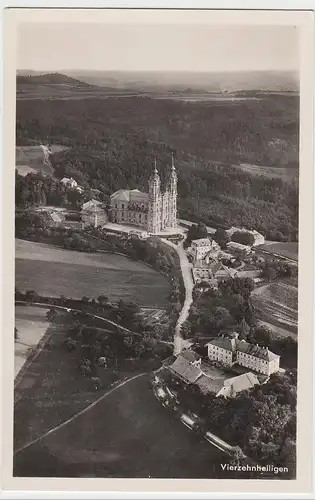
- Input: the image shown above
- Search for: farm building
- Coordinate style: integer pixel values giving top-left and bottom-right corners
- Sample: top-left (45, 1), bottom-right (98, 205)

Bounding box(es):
top-left (167, 350), bottom-right (263, 399)
top-left (226, 241), bottom-right (252, 256)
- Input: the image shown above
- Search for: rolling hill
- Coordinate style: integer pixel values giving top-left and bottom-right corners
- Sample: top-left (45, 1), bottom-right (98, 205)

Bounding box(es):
top-left (16, 72), bottom-right (92, 87)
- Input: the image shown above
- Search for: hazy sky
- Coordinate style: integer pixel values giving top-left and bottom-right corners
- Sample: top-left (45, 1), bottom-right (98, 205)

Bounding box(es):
top-left (17, 23), bottom-right (298, 72)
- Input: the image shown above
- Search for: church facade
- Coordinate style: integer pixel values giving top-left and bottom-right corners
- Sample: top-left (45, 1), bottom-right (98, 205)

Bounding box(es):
top-left (110, 157), bottom-right (178, 234)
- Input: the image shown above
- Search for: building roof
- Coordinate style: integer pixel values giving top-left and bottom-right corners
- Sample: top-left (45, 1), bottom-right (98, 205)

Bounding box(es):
top-left (169, 356), bottom-right (202, 384)
top-left (192, 238), bottom-right (212, 247)
top-left (224, 372), bottom-right (260, 393)
top-left (207, 336), bottom-right (279, 361)
top-left (110, 189), bottom-right (131, 202)
top-left (211, 262), bottom-right (237, 278)
top-left (61, 177), bottom-right (77, 185)
top-left (49, 212), bottom-right (63, 223)
top-left (227, 241), bottom-right (251, 251)
top-left (236, 340), bottom-right (280, 361)
top-left (206, 336), bottom-right (237, 352)
top-left (179, 350), bottom-right (200, 364)
top-left (110, 188), bottom-right (148, 203)
top-left (195, 374), bottom-right (225, 395)
top-left (82, 199), bottom-right (104, 211)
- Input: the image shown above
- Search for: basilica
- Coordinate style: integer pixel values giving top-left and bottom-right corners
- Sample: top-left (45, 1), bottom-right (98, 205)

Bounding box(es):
top-left (110, 156), bottom-right (178, 234)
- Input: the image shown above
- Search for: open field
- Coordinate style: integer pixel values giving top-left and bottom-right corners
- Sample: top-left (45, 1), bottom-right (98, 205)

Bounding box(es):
top-left (256, 241), bottom-right (298, 262)
top-left (14, 374), bottom-right (227, 478)
top-left (235, 163), bottom-right (298, 182)
top-left (15, 144), bottom-right (67, 176)
top-left (14, 311), bottom-right (123, 452)
top-left (15, 239), bottom-right (171, 307)
top-left (15, 306), bottom-right (50, 378)
top-left (251, 280), bottom-right (298, 337)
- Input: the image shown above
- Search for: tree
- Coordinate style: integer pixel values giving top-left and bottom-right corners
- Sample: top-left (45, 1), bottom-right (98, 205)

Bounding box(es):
top-left (98, 295), bottom-right (109, 306)
top-left (14, 327), bottom-right (19, 342)
top-left (231, 231), bottom-right (255, 247)
top-left (25, 290), bottom-right (38, 304)
top-left (46, 308), bottom-right (57, 322)
top-left (229, 446), bottom-right (246, 467)
top-left (214, 228), bottom-right (231, 249)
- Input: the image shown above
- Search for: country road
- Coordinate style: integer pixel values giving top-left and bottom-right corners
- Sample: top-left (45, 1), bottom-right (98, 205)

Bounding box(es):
top-left (162, 238), bottom-right (194, 354)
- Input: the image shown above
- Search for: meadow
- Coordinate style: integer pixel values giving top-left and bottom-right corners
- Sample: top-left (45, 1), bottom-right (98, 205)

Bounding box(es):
top-left (14, 374), bottom-right (227, 478)
top-left (15, 239), bottom-right (171, 308)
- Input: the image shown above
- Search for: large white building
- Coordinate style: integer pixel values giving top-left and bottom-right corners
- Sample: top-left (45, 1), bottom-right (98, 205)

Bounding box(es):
top-left (110, 157), bottom-right (178, 234)
top-left (190, 238), bottom-right (220, 265)
top-left (206, 335), bottom-right (280, 376)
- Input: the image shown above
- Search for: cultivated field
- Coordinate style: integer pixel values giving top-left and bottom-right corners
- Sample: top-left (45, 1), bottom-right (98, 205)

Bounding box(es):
top-left (15, 144), bottom-right (67, 176)
top-left (15, 239), bottom-right (171, 307)
top-left (256, 241), bottom-right (298, 262)
top-left (14, 374), bottom-right (227, 478)
top-left (251, 280), bottom-right (298, 337)
top-left (15, 305), bottom-right (50, 378)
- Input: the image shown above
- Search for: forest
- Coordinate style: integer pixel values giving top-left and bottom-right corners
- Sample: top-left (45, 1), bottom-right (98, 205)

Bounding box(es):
top-left (16, 95), bottom-right (299, 240)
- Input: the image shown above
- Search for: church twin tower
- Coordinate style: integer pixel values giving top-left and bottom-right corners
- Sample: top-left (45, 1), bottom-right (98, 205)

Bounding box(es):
top-left (148, 155), bottom-right (178, 234)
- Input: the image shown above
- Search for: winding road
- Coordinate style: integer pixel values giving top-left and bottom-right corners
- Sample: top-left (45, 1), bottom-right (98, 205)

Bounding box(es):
top-left (161, 238), bottom-right (194, 354)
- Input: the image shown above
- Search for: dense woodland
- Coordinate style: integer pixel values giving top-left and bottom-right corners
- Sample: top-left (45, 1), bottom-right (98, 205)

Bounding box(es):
top-left (16, 95), bottom-right (299, 241)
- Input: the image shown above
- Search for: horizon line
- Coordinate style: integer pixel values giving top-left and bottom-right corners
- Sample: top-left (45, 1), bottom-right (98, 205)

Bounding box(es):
top-left (17, 68), bottom-right (299, 74)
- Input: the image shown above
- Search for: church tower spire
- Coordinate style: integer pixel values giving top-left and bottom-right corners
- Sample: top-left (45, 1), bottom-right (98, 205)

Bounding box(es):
top-left (168, 153), bottom-right (177, 229)
top-left (148, 158), bottom-right (161, 234)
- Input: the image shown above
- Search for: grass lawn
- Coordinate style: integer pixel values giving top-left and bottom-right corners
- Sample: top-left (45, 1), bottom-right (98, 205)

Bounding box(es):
top-left (15, 239), bottom-right (171, 307)
top-left (14, 374), bottom-right (228, 479)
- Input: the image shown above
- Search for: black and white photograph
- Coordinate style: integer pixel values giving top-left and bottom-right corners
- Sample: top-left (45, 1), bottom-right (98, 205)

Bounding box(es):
top-left (3, 7), bottom-right (314, 492)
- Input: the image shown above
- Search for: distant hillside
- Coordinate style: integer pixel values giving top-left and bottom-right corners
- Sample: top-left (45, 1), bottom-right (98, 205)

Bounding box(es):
top-left (63, 70), bottom-right (299, 93)
top-left (16, 72), bottom-right (91, 87)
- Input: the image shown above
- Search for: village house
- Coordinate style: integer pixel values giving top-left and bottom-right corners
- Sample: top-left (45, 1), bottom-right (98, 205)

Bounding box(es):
top-left (189, 238), bottom-right (220, 265)
top-left (206, 335), bottom-right (280, 376)
top-left (81, 199), bottom-right (108, 228)
top-left (60, 177), bottom-right (78, 189)
top-left (226, 241), bottom-right (252, 256)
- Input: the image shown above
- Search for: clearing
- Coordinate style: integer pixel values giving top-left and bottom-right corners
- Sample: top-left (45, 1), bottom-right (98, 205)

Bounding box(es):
top-left (15, 239), bottom-right (171, 308)
top-left (15, 144), bottom-right (67, 176)
top-left (251, 280), bottom-right (298, 338)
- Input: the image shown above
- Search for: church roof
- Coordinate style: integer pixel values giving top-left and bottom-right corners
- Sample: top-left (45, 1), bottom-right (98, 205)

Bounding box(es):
top-left (110, 189), bottom-right (131, 202)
